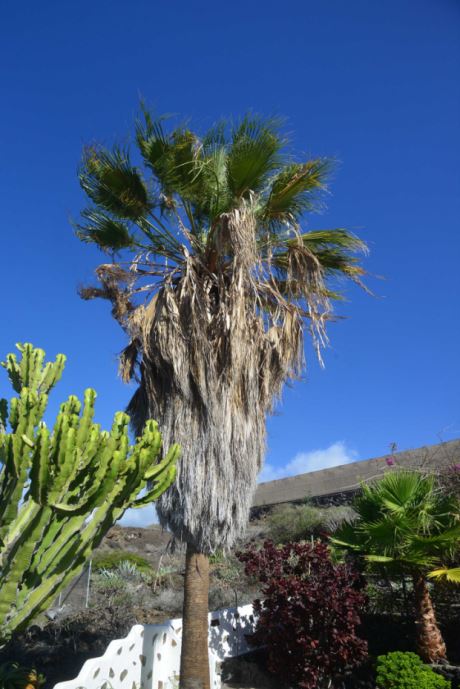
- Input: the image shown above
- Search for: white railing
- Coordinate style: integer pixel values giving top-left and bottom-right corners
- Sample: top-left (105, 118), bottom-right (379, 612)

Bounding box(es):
top-left (53, 603), bottom-right (257, 689)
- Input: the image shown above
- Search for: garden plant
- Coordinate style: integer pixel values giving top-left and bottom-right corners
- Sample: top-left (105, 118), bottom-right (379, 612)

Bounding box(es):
top-left (238, 539), bottom-right (368, 689)
top-left (75, 110), bottom-right (368, 689)
top-left (333, 470), bottom-right (460, 662)
top-left (376, 651), bottom-right (451, 689)
top-left (0, 343), bottom-right (178, 645)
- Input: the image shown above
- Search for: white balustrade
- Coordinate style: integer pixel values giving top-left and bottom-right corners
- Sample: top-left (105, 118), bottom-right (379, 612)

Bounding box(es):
top-left (53, 603), bottom-right (256, 689)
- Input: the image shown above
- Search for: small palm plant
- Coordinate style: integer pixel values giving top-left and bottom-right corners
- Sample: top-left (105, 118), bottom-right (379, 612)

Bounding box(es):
top-left (332, 470), bottom-right (460, 663)
top-left (76, 111), bottom-right (368, 689)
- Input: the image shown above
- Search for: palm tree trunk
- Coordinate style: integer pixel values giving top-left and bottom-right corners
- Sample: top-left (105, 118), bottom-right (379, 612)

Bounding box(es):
top-left (179, 544), bottom-right (210, 689)
top-left (412, 574), bottom-right (447, 663)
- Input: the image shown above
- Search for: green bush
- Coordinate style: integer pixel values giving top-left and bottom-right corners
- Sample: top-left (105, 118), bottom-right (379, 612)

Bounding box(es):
top-left (267, 503), bottom-right (354, 543)
top-left (376, 652), bottom-right (450, 689)
top-left (92, 551), bottom-right (153, 575)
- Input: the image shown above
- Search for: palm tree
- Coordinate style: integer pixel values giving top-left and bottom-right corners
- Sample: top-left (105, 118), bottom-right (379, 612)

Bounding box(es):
top-left (332, 470), bottom-right (460, 663)
top-left (75, 111), bottom-right (367, 689)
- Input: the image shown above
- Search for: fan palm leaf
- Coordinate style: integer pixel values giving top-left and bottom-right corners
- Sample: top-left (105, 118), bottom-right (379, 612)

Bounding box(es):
top-left (80, 147), bottom-right (151, 220)
top-left (428, 567), bottom-right (460, 583)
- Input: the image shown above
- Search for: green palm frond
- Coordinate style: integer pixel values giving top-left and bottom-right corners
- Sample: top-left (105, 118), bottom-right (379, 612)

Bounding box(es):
top-left (271, 228), bottom-right (367, 283)
top-left (299, 230), bottom-right (367, 281)
top-left (293, 229), bottom-right (367, 252)
top-left (411, 523), bottom-right (460, 546)
top-left (198, 146), bottom-right (231, 220)
top-left (332, 470), bottom-right (460, 579)
top-left (262, 159), bottom-right (332, 222)
top-left (75, 209), bottom-right (134, 253)
top-left (137, 124), bottom-right (199, 201)
top-left (377, 471), bottom-right (435, 511)
top-left (80, 147), bottom-right (150, 220)
top-left (364, 554), bottom-right (396, 563)
top-left (428, 567), bottom-right (460, 583)
top-left (231, 114), bottom-right (284, 145)
top-left (226, 115), bottom-right (283, 198)
top-left (363, 516), bottom-right (405, 547)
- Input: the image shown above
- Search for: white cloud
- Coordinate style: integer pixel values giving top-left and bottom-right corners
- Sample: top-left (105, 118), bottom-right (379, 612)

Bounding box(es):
top-left (259, 441), bottom-right (358, 483)
top-left (118, 504), bottom-right (159, 528)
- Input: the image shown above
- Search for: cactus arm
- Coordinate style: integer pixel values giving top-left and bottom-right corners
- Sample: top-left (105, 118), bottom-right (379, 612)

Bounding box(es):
top-left (37, 353), bottom-right (66, 394)
top-left (1, 500), bottom-right (40, 552)
top-left (30, 514), bottom-right (85, 578)
top-left (29, 425), bottom-right (50, 504)
top-left (19, 344), bottom-right (36, 390)
top-left (144, 443), bottom-right (181, 480)
top-left (0, 508), bottom-right (51, 629)
top-left (6, 549), bottom-right (86, 637)
top-left (0, 444), bottom-right (28, 541)
top-left (0, 398), bottom-right (7, 434)
top-left (1, 352), bottom-right (22, 393)
top-left (75, 389), bottom-right (96, 448)
top-left (1, 344), bottom-right (65, 395)
top-left (133, 463), bottom-right (177, 507)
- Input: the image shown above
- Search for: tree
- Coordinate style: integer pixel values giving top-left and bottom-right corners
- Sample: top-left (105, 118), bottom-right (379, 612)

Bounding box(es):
top-left (75, 111), bottom-right (367, 689)
top-left (0, 343), bottom-right (178, 644)
top-left (332, 470), bottom-right (460, 663)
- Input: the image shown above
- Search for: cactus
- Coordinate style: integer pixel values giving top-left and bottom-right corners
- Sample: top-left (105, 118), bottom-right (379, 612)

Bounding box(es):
top-left (0, 343), bottom-right (179, 644)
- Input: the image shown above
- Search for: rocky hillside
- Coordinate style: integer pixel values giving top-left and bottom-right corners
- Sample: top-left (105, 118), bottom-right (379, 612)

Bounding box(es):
top-left (96, 523), bottom-right (177, 568)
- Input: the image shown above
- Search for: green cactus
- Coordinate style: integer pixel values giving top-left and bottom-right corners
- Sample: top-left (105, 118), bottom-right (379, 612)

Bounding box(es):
top-left (0, 343), bottom-right (179, 644)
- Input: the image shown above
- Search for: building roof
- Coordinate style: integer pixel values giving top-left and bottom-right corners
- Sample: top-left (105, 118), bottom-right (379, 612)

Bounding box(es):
top-left (252, 439), bottom-right (460, 508)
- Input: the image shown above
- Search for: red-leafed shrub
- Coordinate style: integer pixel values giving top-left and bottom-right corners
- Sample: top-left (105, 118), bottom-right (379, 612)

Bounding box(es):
top-left (237, 540), bottom-right (368, 689)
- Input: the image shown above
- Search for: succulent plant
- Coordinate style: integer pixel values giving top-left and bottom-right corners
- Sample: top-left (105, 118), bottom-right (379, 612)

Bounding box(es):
top-left (0, 343), bottom-right (179, 644)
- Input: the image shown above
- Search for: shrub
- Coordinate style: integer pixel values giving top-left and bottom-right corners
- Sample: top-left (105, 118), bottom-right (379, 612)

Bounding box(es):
top-left (238, 540), bottom-right (367, 689)
top-left (153, 588), bottom-right (184, 614)
top-left (438, 464), bottom-right (460, 501)
top-left (376, 651), bottom-right (451, 689)
top-left (266, 504), bottom-right (324, 542)
top-left (267, 503), bottom-right (355, 543)
top-left (92, 551), bottom-right (153, 575)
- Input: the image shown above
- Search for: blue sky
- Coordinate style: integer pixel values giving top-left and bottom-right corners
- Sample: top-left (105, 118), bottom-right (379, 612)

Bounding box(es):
top-left (1, 0), bottom-right (459, 525)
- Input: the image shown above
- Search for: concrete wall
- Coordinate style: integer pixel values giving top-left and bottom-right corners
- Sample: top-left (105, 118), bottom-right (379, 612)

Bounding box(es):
top-left (253, 439), bottom-right (460, 508)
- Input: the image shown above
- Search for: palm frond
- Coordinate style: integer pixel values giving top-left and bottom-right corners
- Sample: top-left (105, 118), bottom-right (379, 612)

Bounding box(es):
top-left (80, 147), bottom-right (150, 220)
top-left (136, 121), bottom-right (199, 202)
top-left (332, 470), bottom-right (460, 578)
top-left (74, 209), bottom-right (134, 253)
top-left (378, 471), bottom-right (435, 510)
top-left (364, 554), bottom-right (396, 563)
top-left (292, 229), bottom-right (367, 252)
top-left (226, 116), bottom-right (283, 198)
top-left (262, 159), bottom-right (333, 223)
top-left (411, 523), bottom-right (460, 546)
top-left (198, 146), bottom-right (231, 220)
top-left (271, 229), bottom-right (368, 286)
top-left (428, 567), bottom-right (460, 583)
top-left (231, 114), bottom-right (284, 144)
